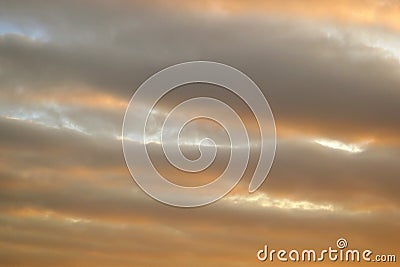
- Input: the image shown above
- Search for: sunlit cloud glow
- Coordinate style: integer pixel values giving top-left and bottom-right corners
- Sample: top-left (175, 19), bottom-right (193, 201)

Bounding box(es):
top-left (225, 193), bottom-right (336, 212)
top-left (313, 138), bottom-right (368, 153)
top-left (0, 0), bottom-right (399, 266)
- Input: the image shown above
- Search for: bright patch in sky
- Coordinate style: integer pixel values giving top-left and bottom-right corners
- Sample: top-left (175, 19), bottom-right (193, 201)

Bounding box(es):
top-left (314, 138), bottom-right (364, 153)
top-left (2, 111), bottom-right (90, 135)
top-left (225, 193), bottom-right (335, 211)
top-left (322, 24), bottom-right (400, 63)
top-left (0, 21), bottom-right (48, 40)
top-left (65, 217), bottom-right (90, 224)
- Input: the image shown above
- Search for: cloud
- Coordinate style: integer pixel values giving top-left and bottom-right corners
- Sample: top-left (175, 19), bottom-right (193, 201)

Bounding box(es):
top-left (0, 0), bottom-right (399, 266)
top-left (1, 4), bottom-right (400, 143)
top-left (1, 115), bottom-right (399, 214)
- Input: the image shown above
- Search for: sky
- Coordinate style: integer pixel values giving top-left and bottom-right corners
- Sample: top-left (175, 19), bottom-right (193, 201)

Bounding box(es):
top-left (0, 0), bottom-right (399, 266)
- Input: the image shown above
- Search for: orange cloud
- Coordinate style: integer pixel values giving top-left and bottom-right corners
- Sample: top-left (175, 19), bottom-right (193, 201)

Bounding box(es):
top-left (163, 0), bottom-right (400, 31)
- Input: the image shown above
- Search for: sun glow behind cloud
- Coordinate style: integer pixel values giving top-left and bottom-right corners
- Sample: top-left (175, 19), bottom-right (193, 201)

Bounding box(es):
top-left (225, 193), bottom-right (335, 211)
top-left (313, 138), bottom-right (370, 153)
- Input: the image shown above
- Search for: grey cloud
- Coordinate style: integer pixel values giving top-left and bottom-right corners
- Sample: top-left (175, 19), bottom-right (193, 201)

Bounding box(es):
top-left (0, 1), bottom-right (399, 266)
top-left (1, 117), bottom-right (399, 212)
top-left (0, 2), bottom-right (400, 141)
